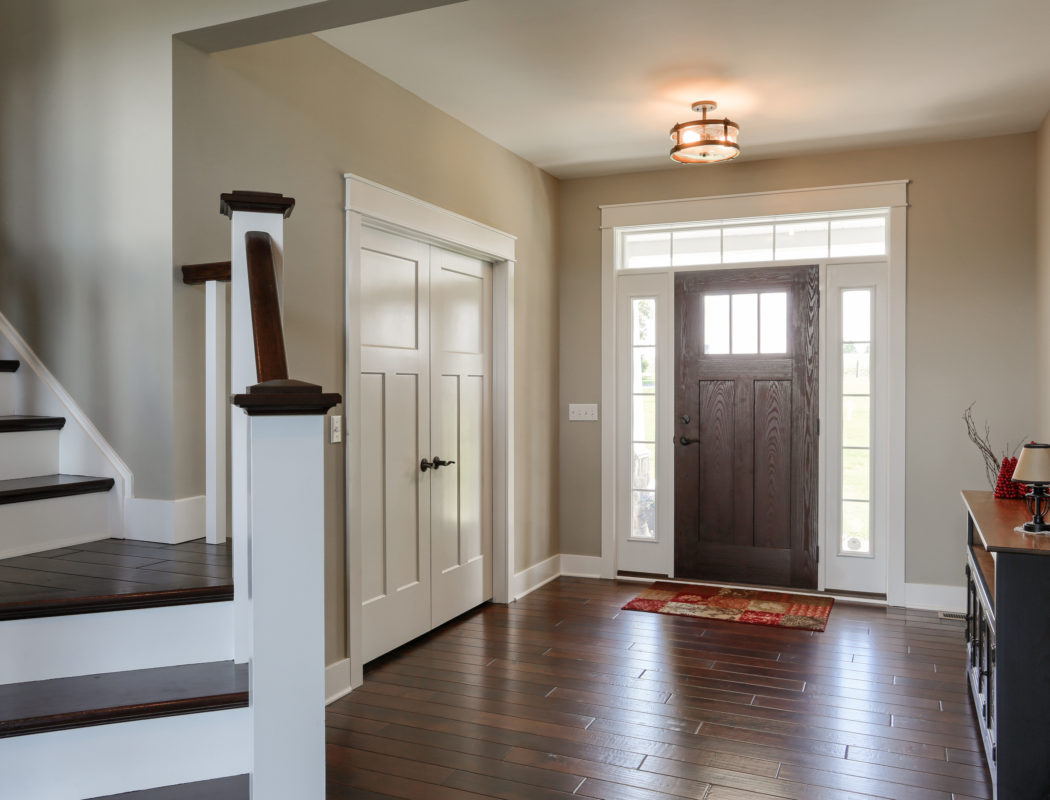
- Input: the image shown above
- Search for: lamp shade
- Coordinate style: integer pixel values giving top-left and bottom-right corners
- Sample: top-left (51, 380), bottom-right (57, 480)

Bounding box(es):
top-left (1012, 443), bottom-right (1050, 484)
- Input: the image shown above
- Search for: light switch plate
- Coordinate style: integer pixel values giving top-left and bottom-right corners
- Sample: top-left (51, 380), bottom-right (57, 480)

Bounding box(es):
top-left (330, 414), bottom-right (343, 443)
top-left (569, 403), bottom-right (599, 421)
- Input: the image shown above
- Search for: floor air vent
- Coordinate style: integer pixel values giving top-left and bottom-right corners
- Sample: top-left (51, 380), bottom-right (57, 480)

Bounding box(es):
top-left (938, 611), bottom-right (966, 621)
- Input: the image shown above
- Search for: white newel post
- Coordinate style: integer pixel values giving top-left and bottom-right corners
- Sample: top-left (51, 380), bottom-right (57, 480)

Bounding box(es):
top-left (222, 192), bottom-right (294, 663)
top-left (239, 410), bottom-right (330, 798)
top-left (223, 191), bottom-right (339, 798)
top-left (205, 279), bottom-right (228, 545)
top-left (235, 384), bottom-right (338, 799)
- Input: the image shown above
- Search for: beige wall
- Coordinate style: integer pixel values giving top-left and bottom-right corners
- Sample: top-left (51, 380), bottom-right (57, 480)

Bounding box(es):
top-left (559, 135), bottom-right (1037, 588)
top-left (0, 0), bottom-right (453, 501)
top-left (173, 34), bottom-right (560, 662)
top-left (1037, 113), bottom-right (1050, 438)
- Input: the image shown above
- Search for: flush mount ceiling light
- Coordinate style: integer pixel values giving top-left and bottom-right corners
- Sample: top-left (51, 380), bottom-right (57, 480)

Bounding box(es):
top-left (669, 100), bottom-right (740, 164)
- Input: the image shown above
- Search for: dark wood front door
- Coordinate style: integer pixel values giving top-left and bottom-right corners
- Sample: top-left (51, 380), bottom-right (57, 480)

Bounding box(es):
top-left (674, 266), bottom-right (818, 589)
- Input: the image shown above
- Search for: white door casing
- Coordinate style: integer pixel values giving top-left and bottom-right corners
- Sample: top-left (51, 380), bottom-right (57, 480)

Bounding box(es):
top-left (600, 182), bottom-right (907, 604)
top-left (344, 173), bottom-right (516, 688)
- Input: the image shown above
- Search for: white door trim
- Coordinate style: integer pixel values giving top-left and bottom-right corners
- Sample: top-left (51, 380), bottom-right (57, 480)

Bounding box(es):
top-left (599, 182), bottom-right (907, 606)
top-left (343, 174), bottom-right (516, 688)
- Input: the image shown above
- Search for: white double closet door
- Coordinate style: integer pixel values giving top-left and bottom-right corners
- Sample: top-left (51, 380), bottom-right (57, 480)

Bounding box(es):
top-left (359, 226), bottom-right (492, 663)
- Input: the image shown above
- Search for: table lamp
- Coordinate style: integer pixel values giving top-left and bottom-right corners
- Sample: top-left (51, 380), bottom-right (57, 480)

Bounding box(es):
top-left (1012, 442), bottom-right (1050, 533)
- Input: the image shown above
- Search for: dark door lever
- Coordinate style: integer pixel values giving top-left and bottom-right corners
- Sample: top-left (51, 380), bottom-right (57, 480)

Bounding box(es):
top-left (679, 436), bottom-right (699, 446)
top-left (432, 457), bottom-right (456, 469)
top-left (420, 458), bottom-right (435, 472)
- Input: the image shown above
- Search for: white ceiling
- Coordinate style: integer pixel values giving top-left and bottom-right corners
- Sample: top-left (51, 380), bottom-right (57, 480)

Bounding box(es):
top-left (318, 0), bottom-right (1050, 179)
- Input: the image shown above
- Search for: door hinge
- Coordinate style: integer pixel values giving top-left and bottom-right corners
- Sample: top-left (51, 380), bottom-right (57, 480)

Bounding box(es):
top-left (817, 546), bottom-right (820, 563)
top-left (817, 418), bottom-right (820, 435)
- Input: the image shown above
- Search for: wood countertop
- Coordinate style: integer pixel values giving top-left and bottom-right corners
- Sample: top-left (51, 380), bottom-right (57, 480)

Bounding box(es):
top-left (962, 489), bottom-right (1050, 555)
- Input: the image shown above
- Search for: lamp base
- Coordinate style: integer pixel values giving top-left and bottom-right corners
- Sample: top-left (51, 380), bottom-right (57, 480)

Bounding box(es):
top-left (1018, 522), bottom-right (1050, 534)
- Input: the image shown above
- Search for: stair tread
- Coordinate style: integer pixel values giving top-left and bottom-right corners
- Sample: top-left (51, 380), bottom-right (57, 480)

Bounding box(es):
top-left (0, 661), bottom-right (248, 738)
top-left (86, 775), bottom-right (249, 800)
top-left (0, 539), bottom-right (232, 621)
top-left (0, 359), bottom-right (17, 372)
top-left (0, 473), bottom-right (114, 505)
top-left (0, 414), bottom-right (66, 432)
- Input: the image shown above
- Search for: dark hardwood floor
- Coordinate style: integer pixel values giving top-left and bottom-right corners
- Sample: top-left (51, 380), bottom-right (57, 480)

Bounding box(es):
top-left (326, 577), bottom-right (988, 800)
top-left (0, 538), bottom-right (232, 619)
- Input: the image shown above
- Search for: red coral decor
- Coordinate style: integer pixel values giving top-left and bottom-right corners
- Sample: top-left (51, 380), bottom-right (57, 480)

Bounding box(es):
top-left (995, 456), bottom-right (1023, 499)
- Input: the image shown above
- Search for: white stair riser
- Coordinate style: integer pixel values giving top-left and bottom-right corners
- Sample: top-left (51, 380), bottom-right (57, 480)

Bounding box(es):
top-left (0, 708), bottom-right (249, 800)
top-left (0, 492), bottom-right (111, 559)
top-left (0, 429), bottom-right (59, 480)
top-left (0, 601), bottom-right (234, 683)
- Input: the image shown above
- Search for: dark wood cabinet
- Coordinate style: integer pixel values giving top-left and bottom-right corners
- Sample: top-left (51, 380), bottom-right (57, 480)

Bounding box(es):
top-left (962, 490), bottom-right (1050, 800)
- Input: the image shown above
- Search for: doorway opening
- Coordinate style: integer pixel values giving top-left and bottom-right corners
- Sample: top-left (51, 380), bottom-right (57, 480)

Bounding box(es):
top-left (600, 181), bottom-right (907, 601)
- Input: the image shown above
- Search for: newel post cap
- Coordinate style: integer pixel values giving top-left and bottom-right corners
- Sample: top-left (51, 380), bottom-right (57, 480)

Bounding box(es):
top-left (232, 379), bottom-right (341, 416)
top-left (220, 190), bottom-right (295, 219)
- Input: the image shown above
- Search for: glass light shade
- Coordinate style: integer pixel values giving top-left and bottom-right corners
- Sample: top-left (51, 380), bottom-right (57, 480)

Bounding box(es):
top-left (1013, 443), bottom-right (1050, 484)
top-left (670, 118), bottom-right (740, 164)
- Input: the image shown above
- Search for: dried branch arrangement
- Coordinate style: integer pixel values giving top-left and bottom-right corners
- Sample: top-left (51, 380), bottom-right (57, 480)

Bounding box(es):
top-left (963, 402), bottom-right (1025, 490)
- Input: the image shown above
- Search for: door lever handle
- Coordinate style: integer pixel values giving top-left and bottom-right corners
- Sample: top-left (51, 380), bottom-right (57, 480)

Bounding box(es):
top-left (422, 457), bottom-right (456, 472)
top-left (679, 436), bottom-right (699, 446)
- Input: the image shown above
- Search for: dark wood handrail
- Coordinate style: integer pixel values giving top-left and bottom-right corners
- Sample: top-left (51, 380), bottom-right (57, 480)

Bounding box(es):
top-left (244, 231), bottom-right (289, 384)
top-left (182, 261), bottom-right (231, 285)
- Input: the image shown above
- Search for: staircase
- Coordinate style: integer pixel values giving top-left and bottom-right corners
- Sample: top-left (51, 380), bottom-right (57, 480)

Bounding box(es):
top-left (0, 358), bottom-right (249, 799)
top-left (0, 190), bottom-right (337, 798)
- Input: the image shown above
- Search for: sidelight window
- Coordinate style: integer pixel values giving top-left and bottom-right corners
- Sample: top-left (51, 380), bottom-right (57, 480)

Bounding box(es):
top-left (630, 297), bottom-right (657, 539)
top-left (840, 288), bottom-right (873, 555)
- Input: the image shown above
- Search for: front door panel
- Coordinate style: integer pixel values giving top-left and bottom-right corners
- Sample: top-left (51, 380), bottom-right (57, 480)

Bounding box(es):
top-left (674, 266), bottom-right (818, 589)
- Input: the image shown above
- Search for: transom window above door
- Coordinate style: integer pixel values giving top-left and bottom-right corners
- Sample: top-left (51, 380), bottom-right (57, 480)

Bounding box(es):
top-left (618, 209), bottom-right (888, 270)
top-left (703, 291), bottom-right (788, 354)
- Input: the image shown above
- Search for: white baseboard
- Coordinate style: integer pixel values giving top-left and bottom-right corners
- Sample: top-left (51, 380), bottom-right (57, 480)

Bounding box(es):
top-left (560, 554), bottom-right (603, 578)
top-left (904, 581), bottom-right (966, 613)
top-left (126, 495), bottom-right (206, 544)
top-left (325, 658), bottom-right (353, 705)
top-left (511, 554), bottom-right (561, 600)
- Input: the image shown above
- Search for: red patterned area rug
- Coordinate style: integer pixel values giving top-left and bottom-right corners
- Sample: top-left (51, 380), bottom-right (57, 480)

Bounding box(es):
top-left (622, 582), bottom-right (834, 632)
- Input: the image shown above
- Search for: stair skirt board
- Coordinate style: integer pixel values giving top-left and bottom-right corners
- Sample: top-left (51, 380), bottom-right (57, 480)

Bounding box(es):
top-left (0, 601), bottom-right (234, 684)
top-left (86, 775), bottom-right (249, 799)
top-left (0, 492), bottom-right (111, 560)
top-left (0, 429), bottom-right (59, 480)
top-left (0, 708), bottom-right (249, 800)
